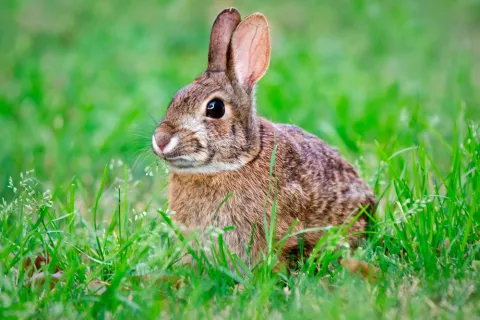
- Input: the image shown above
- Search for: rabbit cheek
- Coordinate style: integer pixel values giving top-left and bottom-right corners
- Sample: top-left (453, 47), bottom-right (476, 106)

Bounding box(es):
top-left (204, 119), bottom-right (237, 157)
top-left (181, 135), bottom-right (205, 157)
top-left (174, 117), bottom-right (208, 154)
top-left (206, 118), bottom-right (231, 138)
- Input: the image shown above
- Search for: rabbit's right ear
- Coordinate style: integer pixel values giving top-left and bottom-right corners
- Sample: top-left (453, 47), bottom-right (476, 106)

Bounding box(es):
top-left (207, 8), bottom-right (241, 72)
top-left (228, 13), bottom-right (270, 92)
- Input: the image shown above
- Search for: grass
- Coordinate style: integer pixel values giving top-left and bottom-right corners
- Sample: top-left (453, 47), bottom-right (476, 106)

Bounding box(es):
top-left (1, 0), bottom-right (480, 318)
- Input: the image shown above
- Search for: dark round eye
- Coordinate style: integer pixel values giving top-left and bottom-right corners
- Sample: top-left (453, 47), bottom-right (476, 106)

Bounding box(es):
top-left (206, 98), bottom-right (225, 119)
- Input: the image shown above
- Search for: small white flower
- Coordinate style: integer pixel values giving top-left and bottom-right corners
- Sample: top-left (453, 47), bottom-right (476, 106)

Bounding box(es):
top-left (400, 108), bottom-right (409, 123)
top-left (145, 166), bottom-right (153, 176)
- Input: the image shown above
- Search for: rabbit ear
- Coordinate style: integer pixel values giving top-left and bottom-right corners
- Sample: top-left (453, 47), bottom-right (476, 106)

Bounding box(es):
top-left (207, 8), bottom-right (241, 71)
top-left (229, 13), bottom-right (270, 90)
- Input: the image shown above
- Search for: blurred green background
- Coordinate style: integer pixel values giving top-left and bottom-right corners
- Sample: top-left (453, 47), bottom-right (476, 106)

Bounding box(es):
top-left (1, 0), bottom-right (479, 198)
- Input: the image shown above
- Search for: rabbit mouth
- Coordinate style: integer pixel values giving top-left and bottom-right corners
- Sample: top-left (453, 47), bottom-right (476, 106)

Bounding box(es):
top-left (163, 155), bottom-right (207, 169)
top-left (166, 157), bottom-right (198, 168)
top-left (152, 133), bottom-right (206, 165)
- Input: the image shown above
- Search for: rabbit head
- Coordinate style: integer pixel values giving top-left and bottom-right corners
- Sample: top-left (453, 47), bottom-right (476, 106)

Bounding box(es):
top-left (152, 8), bottom-right (271, 174)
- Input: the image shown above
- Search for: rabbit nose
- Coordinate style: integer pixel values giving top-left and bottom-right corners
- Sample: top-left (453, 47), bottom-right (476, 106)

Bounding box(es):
top-left (153, 131), bottom-right (172, 152)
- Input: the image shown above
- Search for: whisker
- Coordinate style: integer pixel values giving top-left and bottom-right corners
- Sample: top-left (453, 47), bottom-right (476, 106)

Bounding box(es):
top-left (132, 151), bottom-right (156, 171)
top-left (148, 113), bottom-right (159, 125)
top-left (132, 139), bottom-right (151, 146)
top-left (132, 133), bottom-right (152, 139)
top-left (133, 146), bottom-right (152, 157)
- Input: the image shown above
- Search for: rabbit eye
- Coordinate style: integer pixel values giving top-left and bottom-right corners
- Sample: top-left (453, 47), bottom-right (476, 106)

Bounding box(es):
top-left (206, 98), bottom-right (225, 119)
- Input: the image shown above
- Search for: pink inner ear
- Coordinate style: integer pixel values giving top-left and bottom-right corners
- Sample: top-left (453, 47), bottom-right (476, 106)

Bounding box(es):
top-left (232, 16), bottom-right (270, 88)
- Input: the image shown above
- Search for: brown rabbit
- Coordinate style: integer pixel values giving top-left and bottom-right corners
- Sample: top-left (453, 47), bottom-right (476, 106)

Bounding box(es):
top-left (152, 8), bottom-right (375, 263)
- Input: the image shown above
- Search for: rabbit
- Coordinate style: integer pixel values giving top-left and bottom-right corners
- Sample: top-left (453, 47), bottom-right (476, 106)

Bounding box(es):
top-left (151, 8), bottom-right (375, 264)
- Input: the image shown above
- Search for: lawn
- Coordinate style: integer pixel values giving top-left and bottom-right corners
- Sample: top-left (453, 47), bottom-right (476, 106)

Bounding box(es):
top-left (1, 0), bottom-right (480, 318)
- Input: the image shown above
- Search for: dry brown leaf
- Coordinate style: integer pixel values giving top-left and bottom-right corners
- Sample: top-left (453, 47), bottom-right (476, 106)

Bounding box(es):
top-left (472, 260), bottom-right (480, 272)
top-left (437, 239), bottom-right (450, 254)
top-left (235, 283), bottom-right (245, 294)
top-left (340, 258), bottom-right (380, 282)
top-left (133, 275), bottom-right (183, 289)
top-left (86, 279), bottom-right (109, 295)
top-left (29, 271), bottom-right (63, 289)
top-left (24, 255), bottom-right (62, 276)
top-left (24, 255), bottom-right (64, 290)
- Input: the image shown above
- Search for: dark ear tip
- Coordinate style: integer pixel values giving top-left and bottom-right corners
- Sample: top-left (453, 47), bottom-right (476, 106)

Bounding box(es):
top-left (217, 7), bottom-right (241, 20)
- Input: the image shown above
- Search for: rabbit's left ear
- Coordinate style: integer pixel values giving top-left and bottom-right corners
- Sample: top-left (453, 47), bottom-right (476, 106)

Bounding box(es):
top-left (229, 13), bottom-right (271, 91)
top-left (208, 8), bottom-right (241, 71)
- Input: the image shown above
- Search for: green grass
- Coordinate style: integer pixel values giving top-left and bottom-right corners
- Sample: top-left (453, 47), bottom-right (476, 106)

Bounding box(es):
top-left (1, 0), bottom-right (480, 318)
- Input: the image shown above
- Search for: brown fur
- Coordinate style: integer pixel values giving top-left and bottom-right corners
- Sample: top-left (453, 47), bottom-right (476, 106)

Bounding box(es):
top-left (152, 8), bottom-right (375, 263)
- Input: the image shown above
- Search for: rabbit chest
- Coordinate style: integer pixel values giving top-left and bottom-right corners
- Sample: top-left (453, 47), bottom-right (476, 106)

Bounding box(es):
top-left (167, 170), bottom-right (269, 257)
top-left (166, 146), bottom-right (308, 258)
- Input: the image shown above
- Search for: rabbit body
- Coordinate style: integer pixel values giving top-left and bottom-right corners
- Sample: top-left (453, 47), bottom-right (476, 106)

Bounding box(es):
top-left (169, 115), bottom-right (374, 262)
top-left (152, 8), bottom-right (375, 263)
